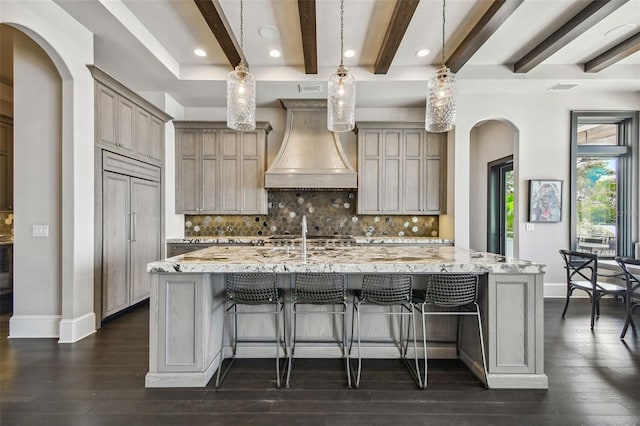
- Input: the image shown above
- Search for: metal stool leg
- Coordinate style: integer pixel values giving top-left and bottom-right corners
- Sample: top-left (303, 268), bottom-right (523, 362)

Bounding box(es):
top-left (286, 303), bottom-right (297, 388)
top-left (215, 301), bottom-right (228, 388)
top-left (410, 307), bottom-right (422, 389)
top-left (343, 301), bottom-right (351, 388)
top-left (475, 302), bottom-right (489, 388)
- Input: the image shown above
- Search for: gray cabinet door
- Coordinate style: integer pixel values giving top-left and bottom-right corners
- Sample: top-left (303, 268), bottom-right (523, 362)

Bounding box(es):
top-left (359, 130), bottom-right (383, 214)
top-left (130, 177), bottom-right (161, 304)
top-left (424, 133), bottom-right (442, 214)
top-left (176, 129), bottom-right (200, 213)
top-left (403, 129), bottom-right (423, 213)
top-left (240, 131), bottom-right (264, 214)
top-left (135, 107), bottom-right (152, 159)
top-left (382, 130), bottom-right (402, 213)
top-left (118, 97), bottom-right (136, 154)
top-left (150, 116), bottom-right (164, 162)
top-left (201, 130), bottom-right (219, 212)
top-left (102, 171), bottom-right (131, 317)
top-left (220, 130), bottom-right (240, 213)
top-left (96, 84), bottom-right (118, 148)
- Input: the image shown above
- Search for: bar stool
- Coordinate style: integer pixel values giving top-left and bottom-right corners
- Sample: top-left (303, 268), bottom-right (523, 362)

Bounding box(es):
top-left (349, 274), bottom-right (422, 388)
top-left (413, 274), bottom-right (487, 388)
top-left (286, 273), bottom-right (350, 388)
top-left (215, 272), bottom-right (287, 388)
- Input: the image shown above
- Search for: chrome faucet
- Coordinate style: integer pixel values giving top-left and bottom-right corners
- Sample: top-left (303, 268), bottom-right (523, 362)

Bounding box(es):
top-left (301, 215), bottom-right (308, 262)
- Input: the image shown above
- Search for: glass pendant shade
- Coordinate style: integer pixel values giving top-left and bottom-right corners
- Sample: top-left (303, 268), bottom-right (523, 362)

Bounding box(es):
top-left (327, 64), bottom-right (356, 132)
top-left (227, 63), bottom-right (256, 131)
top-left (425, 65), bottom-right (457, 133)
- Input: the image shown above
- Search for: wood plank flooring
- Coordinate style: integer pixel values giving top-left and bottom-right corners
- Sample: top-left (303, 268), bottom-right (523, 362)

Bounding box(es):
top-left (1, 299), bottom-right (639, 425)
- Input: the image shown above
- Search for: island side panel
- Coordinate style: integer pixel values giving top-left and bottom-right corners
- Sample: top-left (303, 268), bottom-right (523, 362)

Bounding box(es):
top-left (146, 273), bottom-right (224, 387)
top-left (485, 273), bottom-right (548, 389)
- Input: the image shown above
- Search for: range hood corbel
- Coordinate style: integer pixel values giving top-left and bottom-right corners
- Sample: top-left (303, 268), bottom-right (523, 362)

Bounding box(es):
top-left (264, 99), bottom-right (357, 189)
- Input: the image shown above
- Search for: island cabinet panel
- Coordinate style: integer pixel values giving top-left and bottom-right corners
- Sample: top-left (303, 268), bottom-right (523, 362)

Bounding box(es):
top-left (487, 274), bottom-right (542, 377)
top-left (357, 123), bottom-right (446, 215)
top-left (174, 122), bottom-right (271, 215)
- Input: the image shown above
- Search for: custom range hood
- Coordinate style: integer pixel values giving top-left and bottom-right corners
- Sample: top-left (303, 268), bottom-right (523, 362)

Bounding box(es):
top-left (264, 99), bottom-right (357, 189)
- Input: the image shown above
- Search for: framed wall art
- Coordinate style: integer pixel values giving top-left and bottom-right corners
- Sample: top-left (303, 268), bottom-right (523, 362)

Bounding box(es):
top-left (529, 179), bottom-right (562, 223)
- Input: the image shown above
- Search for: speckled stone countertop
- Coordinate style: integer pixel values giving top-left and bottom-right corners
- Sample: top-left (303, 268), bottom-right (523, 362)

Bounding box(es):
top-left (149, 245), bottom-right (545, 275)
top-left (167, 237), bottom-right (264, 244)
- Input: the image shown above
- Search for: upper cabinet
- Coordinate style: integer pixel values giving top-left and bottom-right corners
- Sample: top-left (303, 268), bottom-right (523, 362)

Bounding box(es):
top-left (174, 122), bottom-right (272, 215)
top-left (90, 66), bottom-right (171, 166)
top-left (0, 116), bottom-right (13, 211)
top-left (357, 123), bottom-right (446, 215)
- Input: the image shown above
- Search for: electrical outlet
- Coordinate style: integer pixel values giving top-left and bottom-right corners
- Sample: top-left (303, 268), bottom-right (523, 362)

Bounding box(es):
top-left (32, 224), bottom-right (49, 237)
top-left (526, 223), bottom-right (535, 231)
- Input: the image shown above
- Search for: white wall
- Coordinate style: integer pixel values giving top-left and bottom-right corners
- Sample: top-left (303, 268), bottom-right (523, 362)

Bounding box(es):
top-left (12, 31), bottom-right (62, 327)
top-left (3, 0), bottom-right (95, 341)
top-left (469, 121), bottom-right (516, 252)
top-left (455, 91), bottom-right (640, 287)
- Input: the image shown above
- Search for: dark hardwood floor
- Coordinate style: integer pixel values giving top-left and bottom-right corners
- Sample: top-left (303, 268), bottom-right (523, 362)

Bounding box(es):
top-left (1, 299), bottom-right (639, 426)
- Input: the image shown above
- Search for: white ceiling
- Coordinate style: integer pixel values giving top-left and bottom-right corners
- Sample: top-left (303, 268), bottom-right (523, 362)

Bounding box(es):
top-left (52, 0), bottom-right (640, 108)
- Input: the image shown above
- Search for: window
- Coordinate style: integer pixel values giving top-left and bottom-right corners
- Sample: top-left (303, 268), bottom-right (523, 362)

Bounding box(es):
top-left (570, 111), bottom-right (639, 258)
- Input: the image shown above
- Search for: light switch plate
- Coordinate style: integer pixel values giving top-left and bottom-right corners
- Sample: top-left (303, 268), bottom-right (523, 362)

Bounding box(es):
top-left (32, 224), bottom-right (49, 237)
top-left (526, 223), bottom-right (535, 231)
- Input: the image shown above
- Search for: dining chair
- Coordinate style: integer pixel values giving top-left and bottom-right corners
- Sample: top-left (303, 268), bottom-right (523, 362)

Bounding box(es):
top-left (559, 250), bottom-right (626, 329)
top-left (614, 257), bottom-right (640, 339)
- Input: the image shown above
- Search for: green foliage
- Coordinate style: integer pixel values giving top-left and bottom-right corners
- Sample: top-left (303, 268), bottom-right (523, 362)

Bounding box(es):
top-left (576, 159), bottom-right (616, 234)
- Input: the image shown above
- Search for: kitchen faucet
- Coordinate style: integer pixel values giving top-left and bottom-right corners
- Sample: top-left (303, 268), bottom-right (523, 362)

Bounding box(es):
top-left (301, 215), bottom-right (307, 263)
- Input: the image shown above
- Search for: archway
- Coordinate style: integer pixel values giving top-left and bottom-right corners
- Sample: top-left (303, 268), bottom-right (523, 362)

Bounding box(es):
top-left (468, 119), bottom-right (520, 257)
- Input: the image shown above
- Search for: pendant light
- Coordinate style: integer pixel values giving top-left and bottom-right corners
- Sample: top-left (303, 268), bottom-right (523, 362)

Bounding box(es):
top-left (227, 0), bottom-right (256, 131)
top-left (425, 0), bottom-right (457, 133)
top-left (327, 0), bottom-right (355, 133)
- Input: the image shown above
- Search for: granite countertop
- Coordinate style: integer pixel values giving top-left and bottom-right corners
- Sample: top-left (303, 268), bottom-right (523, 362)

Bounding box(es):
top-left (149, 245), bottom-right (545, 275)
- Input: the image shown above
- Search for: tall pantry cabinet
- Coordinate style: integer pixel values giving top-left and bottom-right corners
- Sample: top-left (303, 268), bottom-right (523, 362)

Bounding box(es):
top-left (89, 66), bottom-right (172, 324)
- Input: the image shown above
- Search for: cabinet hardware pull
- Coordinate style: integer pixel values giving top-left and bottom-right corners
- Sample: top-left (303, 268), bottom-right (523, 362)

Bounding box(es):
top-left (131, 211), bottom-right (137, 242)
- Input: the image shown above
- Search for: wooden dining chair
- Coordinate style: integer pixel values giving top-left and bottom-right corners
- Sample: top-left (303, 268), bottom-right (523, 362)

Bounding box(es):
top-left (559, 250), bottom-right (626, 329)
top-left (614, 257), bottom-right (640, 339)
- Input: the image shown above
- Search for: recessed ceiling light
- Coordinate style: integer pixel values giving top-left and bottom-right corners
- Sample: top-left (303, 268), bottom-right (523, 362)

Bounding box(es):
top-left (604, 23), bottom-right (636, 37)
top-left (258, 25), bottom-right (280, 40)
top-left (193, 48), bottom-right (207, 57)
top-left (269, 49), bottom-right (282, 58)
top-left (343, 50), bottom-right (355, 58)
top-left (416, 49), bottom-right (430, 57)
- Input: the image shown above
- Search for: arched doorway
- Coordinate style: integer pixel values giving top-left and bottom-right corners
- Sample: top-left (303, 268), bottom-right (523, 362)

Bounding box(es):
top-left (469, 119), bottom-right (519, 257)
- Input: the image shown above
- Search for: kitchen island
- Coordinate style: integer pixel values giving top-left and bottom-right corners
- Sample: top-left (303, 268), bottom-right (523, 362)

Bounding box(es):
top-left (146, 245), bottom-right (548, 389)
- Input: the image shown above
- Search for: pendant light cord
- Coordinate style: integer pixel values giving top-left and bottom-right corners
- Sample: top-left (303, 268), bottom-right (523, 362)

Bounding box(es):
top-left (340, 0), bottom-right (344, 66)
top-left (441, 0), bottom-right (446, 66)
top-left (240, 0), bottom-right (245, 66)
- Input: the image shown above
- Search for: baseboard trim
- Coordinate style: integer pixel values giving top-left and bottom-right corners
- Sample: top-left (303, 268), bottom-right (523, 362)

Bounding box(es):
top-left (9, 315), bottom-right (62, 338)
top-left (59, 312), bottom-right (97, 343)
top-left (145, 353), bottom-right (219, 388)
top-left (486, 373), bottom-right (549, 389)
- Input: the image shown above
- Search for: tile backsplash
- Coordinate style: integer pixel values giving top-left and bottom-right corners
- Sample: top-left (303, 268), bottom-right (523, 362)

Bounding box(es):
top-left (0, 212), bottom-right (13, 235)
top-left (185, 191), bottom-right (439, 237)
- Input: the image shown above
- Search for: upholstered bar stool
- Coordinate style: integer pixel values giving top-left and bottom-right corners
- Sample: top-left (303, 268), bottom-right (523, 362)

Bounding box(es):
top-left (286, 273), bottom-right (350, 388)
top-left (215, 272), bottom-right (287, 388)
top-left (349, 274), bottom-right (422, 388)
top-left (413, 274), bottom-right (487, 388)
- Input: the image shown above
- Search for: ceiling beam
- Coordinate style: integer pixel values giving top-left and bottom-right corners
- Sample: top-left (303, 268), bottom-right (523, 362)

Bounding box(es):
top-left (513, 0), bottom-right (629, 73)
top-left (193, 0), bottom-right (246, 69)
top-left (374, 0), bottom-right (420, 74)
top-left (584, 31), bottom-right (640, 73)
top-left (297, 0), bottom-right (317, 74)
top-left (446, 0), bottom-right (524, 74)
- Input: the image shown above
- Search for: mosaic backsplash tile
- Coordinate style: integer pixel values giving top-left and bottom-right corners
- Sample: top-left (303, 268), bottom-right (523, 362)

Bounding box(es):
top-left (185, 191), bottom-right (439, 238)
top-left (0, 212), bottom-right (13, 236)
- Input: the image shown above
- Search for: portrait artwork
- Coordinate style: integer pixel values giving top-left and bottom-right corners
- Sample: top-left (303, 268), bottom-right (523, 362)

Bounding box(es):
top-left (529, 180), bottom-right (562, 223)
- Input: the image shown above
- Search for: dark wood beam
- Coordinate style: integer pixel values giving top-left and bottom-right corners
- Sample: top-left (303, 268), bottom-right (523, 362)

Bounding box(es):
top-left (585, 31), bottom-right (640, 73)
top-left (513, 0), bottom-right (629, 73)
top-left (374, 0), bottom-right (420, 74)
top-left (298, 0), bottom-right (317, 74)
top-left (446, 0), bottom-right (524, 74)
top-left (193, 0), bottom-right (246, 68)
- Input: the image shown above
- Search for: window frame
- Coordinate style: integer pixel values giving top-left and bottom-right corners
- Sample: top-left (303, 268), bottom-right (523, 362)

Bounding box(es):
top-left (570, 111), bottom-right (639, 258)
